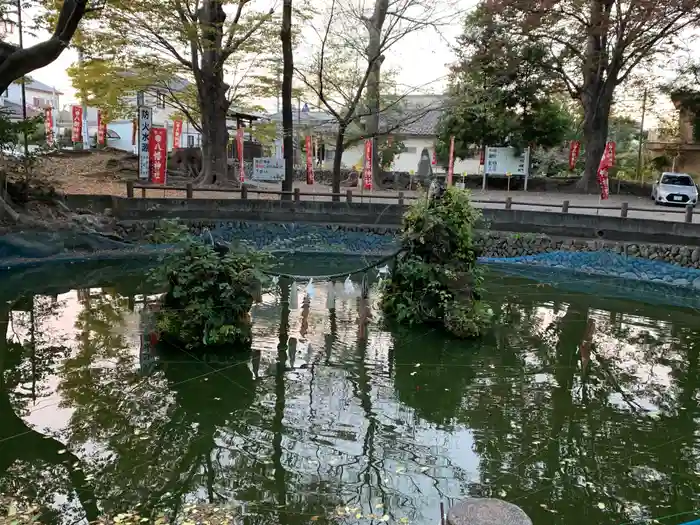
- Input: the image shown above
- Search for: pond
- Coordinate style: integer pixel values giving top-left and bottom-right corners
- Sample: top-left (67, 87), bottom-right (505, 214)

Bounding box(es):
top-left (1, 256), bottom-right (699, 525)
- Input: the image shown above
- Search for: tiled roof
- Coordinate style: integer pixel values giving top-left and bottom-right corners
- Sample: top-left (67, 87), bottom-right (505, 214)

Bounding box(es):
top-left (0, 99), bottom-right (41, 119)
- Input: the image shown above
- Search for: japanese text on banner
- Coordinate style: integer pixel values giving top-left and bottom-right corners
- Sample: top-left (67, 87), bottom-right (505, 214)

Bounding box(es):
top-left (363, 139), bottom-right (373, 190)
top-left (172, 120), bottom-right (183, 149)
top-left (305, 136), bottom-right (314, 184)
top-left (149, 127), bottom-right (167, 184)
top-left (71, 106), bottom-right (82, 143)
top-left (97, 111), bottom-right (106, 145)
top-left (44, 108), bottom-right (54, 146)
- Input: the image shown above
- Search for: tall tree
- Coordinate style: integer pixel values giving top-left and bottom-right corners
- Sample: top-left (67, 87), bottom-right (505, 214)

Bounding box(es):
top-left (72, 0), bottom-right (279, 185)
top-left (281, 0), bottom-right (294, 197)
top-left (296, 0), bottom-right (450, 196)
top-left (471, 0), bottom-right (700, 190)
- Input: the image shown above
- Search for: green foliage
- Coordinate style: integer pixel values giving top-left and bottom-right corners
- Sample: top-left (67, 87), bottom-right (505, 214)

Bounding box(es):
top-left (381, 188), bottom-right (492, 338)
top-left (435, 6), bottom-right (576, 162)
top-left (377, 136), bottom-right (405, 171)
top-left (148, 225), bottom-right (271, 351)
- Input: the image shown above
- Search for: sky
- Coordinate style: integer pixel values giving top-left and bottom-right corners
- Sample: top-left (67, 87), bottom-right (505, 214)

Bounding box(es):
top-left (19, 0), bottom-right (476, 109)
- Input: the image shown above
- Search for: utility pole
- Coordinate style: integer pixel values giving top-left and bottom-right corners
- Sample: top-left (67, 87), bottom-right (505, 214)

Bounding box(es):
top-left (636, 87), bottom-right (648, 184)
top-left (16, 0), bottom-right (28, 158)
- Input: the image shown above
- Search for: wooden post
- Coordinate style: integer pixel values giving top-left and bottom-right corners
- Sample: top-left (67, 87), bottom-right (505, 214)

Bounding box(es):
top-left (126, 181), bottom-right (134, 198)
top-left (346, 190), bottom-right (353, 203)
top-left (398, 191), bottom-right (405, 206)
top-left (620, 202), bottom-right (629, 218)
top-left (186, 182), bottom-right (193, 199)
top-left (685, 203), bottom-right (694, 223)
top-left (562, 200), bottom-right (570, 213)
top-left (505, 196), bottom-right (512, 210)
top-left (241, 183), bottom-right (248, 200)
top-left (294, 187), bottom-right (301, 202)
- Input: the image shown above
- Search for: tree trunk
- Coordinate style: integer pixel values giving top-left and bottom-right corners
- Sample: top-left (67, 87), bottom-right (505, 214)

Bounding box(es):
top-left (579, 84), bottom-right (613, 192)
top-left (195, 0), bottom-right (230, 186)
top-left (332, 124), bottom-right (346, 201)
top-left (281, 0), bottom-right (294, 200)
top-left (364, 0), bottom-right (389, 187)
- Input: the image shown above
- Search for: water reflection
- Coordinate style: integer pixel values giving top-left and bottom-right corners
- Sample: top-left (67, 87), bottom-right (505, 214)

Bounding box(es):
top-left (0, 264), bottom-right (699, 525)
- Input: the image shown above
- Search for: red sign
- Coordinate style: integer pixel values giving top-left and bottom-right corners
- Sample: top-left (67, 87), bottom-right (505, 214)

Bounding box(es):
top-left (597, 144), bottom-right (613, 200)
top-left (149, 127), bottom-right (167, 184)
top-left (44, 107), bottom-right (54, 146)
top-left (132, 118), bottom-right (137, 146)
top-left (305, 135), bottom-right (314, 184)
top-left (363, 139), bottom-right (373, 190)
top-left (71, 106), bottom-right (82, 143)
top-left (447, 136), bottom-right (455, 186)
top-left (431, 149), bottom-right (437, 165)
top-left (172, 120), bottom-right (183, 149)
top-left (97, 111), bottom-right (106, 145)
top-left (479, 147), bottom-right (485, 165)
top-left (237, 127), bottom-right (245, 182)
top-left (568, 140), bottom-right (581, 170)
top-left (605, 141), bottom-right (616, 166)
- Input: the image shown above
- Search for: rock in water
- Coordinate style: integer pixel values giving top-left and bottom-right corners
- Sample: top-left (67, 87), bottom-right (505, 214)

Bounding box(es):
top-left (447, 499), bottom-right (533, 525)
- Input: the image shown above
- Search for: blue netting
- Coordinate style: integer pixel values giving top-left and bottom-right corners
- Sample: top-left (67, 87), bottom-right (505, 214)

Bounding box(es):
top-left (479, 250), bottom-right (700, 289)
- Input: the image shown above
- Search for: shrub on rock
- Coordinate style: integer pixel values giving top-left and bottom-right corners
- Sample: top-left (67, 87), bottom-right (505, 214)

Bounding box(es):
top-left (149, 225), bottom-right (270, 350)
top-left (381, 186), bottom-right (492, 338)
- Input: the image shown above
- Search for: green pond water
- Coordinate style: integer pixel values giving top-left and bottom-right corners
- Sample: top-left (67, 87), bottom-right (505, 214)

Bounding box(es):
top-left (1, 257), bottom-right (700, 525)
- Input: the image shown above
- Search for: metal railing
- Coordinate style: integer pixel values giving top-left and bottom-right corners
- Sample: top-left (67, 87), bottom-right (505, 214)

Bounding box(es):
top-left (125, 182), bottom-right (697, 224)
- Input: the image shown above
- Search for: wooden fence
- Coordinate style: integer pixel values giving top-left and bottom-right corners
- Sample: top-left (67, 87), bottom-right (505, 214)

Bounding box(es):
top-left (125, 181), bottom-right (697, 224)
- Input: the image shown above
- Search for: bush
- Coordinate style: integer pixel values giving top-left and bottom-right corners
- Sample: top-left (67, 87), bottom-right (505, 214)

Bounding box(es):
top-left (381, 186), bottom-right (492, 338)
top-left (149, 224), bottom-right (271, 351)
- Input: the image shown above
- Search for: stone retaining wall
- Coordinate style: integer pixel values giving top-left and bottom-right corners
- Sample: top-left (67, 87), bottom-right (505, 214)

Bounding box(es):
top-left (117, 220), bottom-right (700, 270)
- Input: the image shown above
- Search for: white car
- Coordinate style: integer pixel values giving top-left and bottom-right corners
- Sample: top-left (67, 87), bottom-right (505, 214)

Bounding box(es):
top-left (651, 172), bottom-right (698, 206)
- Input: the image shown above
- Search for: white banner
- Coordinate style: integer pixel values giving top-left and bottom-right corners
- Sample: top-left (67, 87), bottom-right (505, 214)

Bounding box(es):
top-left (252, 157), bottom-right (284, 182)
top-left (138, 107), bottom-right (152, 180)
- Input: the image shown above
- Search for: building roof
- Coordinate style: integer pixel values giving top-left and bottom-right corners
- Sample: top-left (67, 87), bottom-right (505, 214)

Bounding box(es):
top-left (0, 99), bottom-right (41, 119)
top-left (18, 78), bottom-right (63, 95)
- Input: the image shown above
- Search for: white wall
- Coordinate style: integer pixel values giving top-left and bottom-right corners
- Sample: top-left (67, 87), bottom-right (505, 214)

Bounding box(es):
top-left (106, 119), bottom-right (201, 153)
top-left (319, 136), bottom-right (480, 174)
top-left (3, 84), bottom-right (60, 110)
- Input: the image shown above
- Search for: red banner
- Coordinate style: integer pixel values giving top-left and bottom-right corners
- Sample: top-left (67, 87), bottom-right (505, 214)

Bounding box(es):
top-left (431, 149), bottom-right (437, 165)
top-left (605, 141), bottom-right (616, 166)
top-left (305, 135), bottom-right (314, 184)
top-left (479, 147), bottom-right (485, 165)
top-left (149, 127), bottom-right (167, 184)
top-left (71, 106), bottom-right (82, 143)
top-left (237, 127), bottom-right (245, 183)
top-left (44, 107), bottom-right (54, 146)
top-left (363, 139), bottom-right (373, 190)
top-left (447, 136), bottom-right (455, 186)
top-left (97, 111), bottom-right (106, 145)
top-left (172, 120), bottom-right (183, 150)
top-left (568, 140), bottom-right (580, 170)
top-left (597, 144), bottom-right (613, 200)
top-left (132, 118), bottom-right (137, 146)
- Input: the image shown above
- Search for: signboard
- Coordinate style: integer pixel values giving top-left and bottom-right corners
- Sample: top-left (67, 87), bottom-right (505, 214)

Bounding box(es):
top-left (149, 127), bottom-right (167, 184)
top-left (138, 107), bottom-right (152, 180)
top-left (569, 140), bottom-right (580, 170)
top-left (44, 107), bottom-right (54, 146)
top-left (363, 139), bottom-right (373, 190)
top-left (484, 146), bottom-right (530, 176)
top-left (252, 157), bottom-right (284, 182)
top-left (172, 119), bottom-right (183, 149)
top-left (71, 106), bottom-right (82, 143)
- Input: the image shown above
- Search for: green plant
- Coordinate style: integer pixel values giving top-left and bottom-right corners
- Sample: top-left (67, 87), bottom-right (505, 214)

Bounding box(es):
top-left (149, 226), bottom-right (271, 351)
top-left (381, 187), bottom-right (492, 338)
